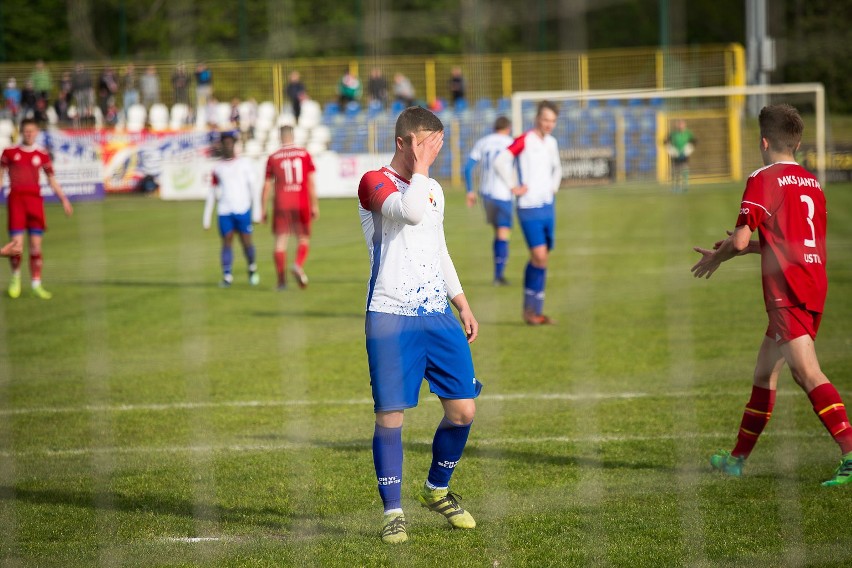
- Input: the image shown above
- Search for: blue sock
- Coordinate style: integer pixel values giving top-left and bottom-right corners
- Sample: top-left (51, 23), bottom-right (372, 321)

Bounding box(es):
top-left (372, 424), bottom-right (403, 511)
top-left (523, 263), bottom-right (546, 314)
top-left (243, 244), bottom-right (256, 268)
top-left (221, 245), bottom-right (233, 276)
top-left (493, 239), bottom-right (508, 280)
top-left (427, 417), bottom-right (472, 489)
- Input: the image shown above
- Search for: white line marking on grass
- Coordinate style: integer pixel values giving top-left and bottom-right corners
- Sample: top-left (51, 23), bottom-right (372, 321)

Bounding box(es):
top-left (0, 430), bottom-right (823, 459)
top-left (0, 389), bottom-right (798, 417)
top-left (163, 537), bottom-right (222, 543)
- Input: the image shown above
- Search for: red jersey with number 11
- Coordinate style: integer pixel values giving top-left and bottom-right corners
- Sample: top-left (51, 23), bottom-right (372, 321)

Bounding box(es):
top-left (736, 161), bottom-right (827, 313)
top-left (265, 145), bottom-right (315, 211)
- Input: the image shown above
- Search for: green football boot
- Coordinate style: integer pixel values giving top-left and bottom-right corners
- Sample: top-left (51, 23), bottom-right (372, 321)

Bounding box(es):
top-left (821, 454), bottom-right (852, 487)
top-left (380, 512), bottom-right (408, 544)
top-left (710, 450), bottom-right (745, 477)
top-left (31, 283), bottom-right (52, 300)
top-left (7, 273), bottom-right (21, 299)
top-left (417, 485), bottom-right (476, 529)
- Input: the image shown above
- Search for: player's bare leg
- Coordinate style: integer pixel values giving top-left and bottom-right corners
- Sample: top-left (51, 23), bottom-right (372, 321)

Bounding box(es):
top-left (523, 245), bottom-right (553, 325)
top-left (274, 233), bottom-right (289, 290)
top-left (27, 233), bottom-right (52, 300)
top-left (6, 233), bottom-right (25, 298)
top-left (778, 334), bottom-right (852, 485)
top-left (374, 410), bottom-right (407, 543)
top-left (239, 232), bottom-right (259, 286)
top-left (418, 397), bottom-right (476, 529)
top-left (711, 337), bottom-right (785, 476)
top-left (291, 235), bottom-right (310, 289)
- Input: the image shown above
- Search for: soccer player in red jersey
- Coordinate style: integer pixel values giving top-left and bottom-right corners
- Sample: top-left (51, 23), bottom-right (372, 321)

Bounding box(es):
top-left (692, 104), bottom-right (852, 486)
top-left (261, 125), bottom-right (318, 290)
top-left (1, 118), bottom-right (73, 299)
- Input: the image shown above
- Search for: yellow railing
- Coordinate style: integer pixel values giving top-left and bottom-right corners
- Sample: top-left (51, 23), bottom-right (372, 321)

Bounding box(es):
top-left (0, 44), bottom-right (744, 111)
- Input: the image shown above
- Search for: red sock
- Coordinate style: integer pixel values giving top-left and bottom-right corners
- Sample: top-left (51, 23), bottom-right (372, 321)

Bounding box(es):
top-left (274, 251), bottom-right (286, 282)
top-left (10, 254), bottom-right (22, 272)
top-left (808, 383), bottom-right (852, 455)
top-left (296, 243), bottom-right (309, 267)
top-left (30, 252), bottom-right (43, 281)
top-left (732, 385), bottom-right (776, 458)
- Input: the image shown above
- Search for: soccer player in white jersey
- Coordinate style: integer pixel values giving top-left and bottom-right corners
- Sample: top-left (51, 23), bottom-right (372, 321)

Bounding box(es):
top-left (202, 133), bottom-right (261, 287)
top-left (494, 100), bottom-right (562, 325)
top-left (464, 116), bottom-right (517, 285)
top-left (358, 107), bottom-right (481, 544)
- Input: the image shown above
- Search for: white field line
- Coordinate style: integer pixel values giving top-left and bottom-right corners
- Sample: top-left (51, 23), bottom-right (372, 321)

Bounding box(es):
top-left (0, 430), bottom-right (823, 459)
top-left (0, 389), bottom-right (798, 417)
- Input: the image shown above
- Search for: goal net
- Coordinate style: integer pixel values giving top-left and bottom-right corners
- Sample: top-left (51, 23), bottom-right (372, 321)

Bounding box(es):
top-left (510, 83), bottom-right (826, 187)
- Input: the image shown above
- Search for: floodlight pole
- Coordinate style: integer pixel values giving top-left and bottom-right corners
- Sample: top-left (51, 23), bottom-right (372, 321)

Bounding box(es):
top-left (746, 0), bottom-right (773, 116)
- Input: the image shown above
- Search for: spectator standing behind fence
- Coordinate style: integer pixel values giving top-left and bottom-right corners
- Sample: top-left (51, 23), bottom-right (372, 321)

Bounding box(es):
top-left (55, 73), bottom-right (72, 125)
top-left (448, 67), bottom-right (465, 109)
top-left (338, 69), bottom-right (361, 109)
top-left (195, 62), bottom-right (213, 109)
top-left (97, 66), bottom-right (119, 118)
top-left (29, 60), bottom-right (51, 101)
top-left (20, 81), bottom-right (38, 122)
top-left (3, 79), bottom-right (21, 120)
top-left (172, 63), bottom-right (190, 107)
top-left (122, 64), bottom-right (139, 113)
top-left (367, 68), bottom-right (388, 108)
top-left (393, 73), bottom-right (415, 107)
top-left (285, 71), bottom-right (306, 123)
top-left (140, 66), bottom-right (160, 109)
top-left (71, 63), bottom-right (94, 119)
top-left (664, 119), bottom-right (696, 194)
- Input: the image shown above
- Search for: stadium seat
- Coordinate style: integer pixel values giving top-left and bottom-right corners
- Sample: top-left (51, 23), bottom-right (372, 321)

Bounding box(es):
top-left (299, 99), bottom-right (322, 128)
top-left (149, 103), bottom-right (169, 131)
top-left (170, 104), bottom-right (190, 129)
top-left (366, 100), bottom-right (384, 118)
top-left (277, 112), bottom-right (296, 127)
top-left (293, 126), bottom-right (309, 146)
top-left (126, 104), bottom-right (146, 132)
top-left (306, 141), bottom-right (326, 155)
top-left (497, 98), bottom-right (511, 113)
top-left (390, 100), bottom-right (405, 115)
top-left (215, 102), bottom-right (232, 129)
top-left (257, 101), bottom-right (277, 122)
top-left (238, 100), bottom-right (256, 132)
top-left (453, 98), bottom-right (468, 112)
top-left (244, 139), bottom-right (263, 158)
top-left (323, 102), bottom-right (340, 119)
top-left (344, 101), bottom-right (361, 118)
top-left (0, 119), bottom-right (14, 138)
top-left (310, 125), bottom-right (331, 145)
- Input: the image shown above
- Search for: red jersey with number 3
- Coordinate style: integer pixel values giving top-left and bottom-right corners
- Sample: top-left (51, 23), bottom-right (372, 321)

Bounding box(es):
top-left (1, 145), bottom-right (54, 195)
top-left (265, 145), bottom-right (315, 211)
top-left (736, 161), bottom-right (827, 313)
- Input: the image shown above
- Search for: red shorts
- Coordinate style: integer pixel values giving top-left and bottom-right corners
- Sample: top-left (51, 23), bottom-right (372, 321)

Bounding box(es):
top-left (766, 305), bottom-right (822, 344)
top-left (273, 208), bottom-right (311, 237)
top-left (6, 192), bottom-right (46, 234)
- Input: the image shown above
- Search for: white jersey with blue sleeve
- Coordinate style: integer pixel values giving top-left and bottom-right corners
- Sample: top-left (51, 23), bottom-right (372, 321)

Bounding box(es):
top-left (467, 132), bottom-right (514, 201)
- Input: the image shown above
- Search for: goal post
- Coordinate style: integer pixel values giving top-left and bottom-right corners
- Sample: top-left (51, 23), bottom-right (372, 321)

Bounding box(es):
top-left (510, 83), bottom-right (826, 186)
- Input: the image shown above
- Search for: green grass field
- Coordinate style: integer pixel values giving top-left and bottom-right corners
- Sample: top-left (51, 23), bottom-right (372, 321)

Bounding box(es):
top-left (1, 180), bottom-right (851, 567)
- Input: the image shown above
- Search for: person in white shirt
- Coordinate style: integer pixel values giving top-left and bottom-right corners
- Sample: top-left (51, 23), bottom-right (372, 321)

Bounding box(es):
top-left (494, 100), bottom-right (562, 325)
top-left (357, 106), bottom-right (480, 544)
top-left (203, 133), bottom-right (260, 287)
top-left (464, 116), bottom-right (517, 285)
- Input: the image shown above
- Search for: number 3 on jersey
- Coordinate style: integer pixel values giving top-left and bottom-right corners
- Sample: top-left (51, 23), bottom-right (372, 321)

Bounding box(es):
top-left (800, 194), bottom-right (816, 248)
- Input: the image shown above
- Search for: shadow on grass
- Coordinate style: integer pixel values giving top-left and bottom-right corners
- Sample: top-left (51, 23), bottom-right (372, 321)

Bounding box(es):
top-left (245, 435), bottom-right (669, 471)
top-left (0, 484), bottom-right (345, 536)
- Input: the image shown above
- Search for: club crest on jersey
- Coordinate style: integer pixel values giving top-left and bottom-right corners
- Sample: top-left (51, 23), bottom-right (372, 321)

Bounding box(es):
top-left (32, 156), bottom-right (41, 167)
top-left (428, 191), bottom-right (437, 208)
top-left (374, 182), bottom-right (384, 191)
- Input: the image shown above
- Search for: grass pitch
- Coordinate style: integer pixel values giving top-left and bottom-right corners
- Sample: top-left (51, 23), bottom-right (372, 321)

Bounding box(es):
top-left (1, 181), bottom-right (851, 567)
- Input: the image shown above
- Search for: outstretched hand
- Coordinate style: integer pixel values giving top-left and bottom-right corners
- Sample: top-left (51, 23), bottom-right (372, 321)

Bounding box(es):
top-left (0, 240), bottom-right (22, 257)
top-left (691, 246), bottom-right (720, 279)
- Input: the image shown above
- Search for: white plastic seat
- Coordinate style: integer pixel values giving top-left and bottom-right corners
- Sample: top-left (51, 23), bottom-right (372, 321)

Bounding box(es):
top-left (298, 99), bottom-right (321, 128)
top-left (149, 103), bottom-right (169, 131)
top-left (126, 104), bottom-right (146, 132)
top-left (170, 103), bottom-right (189, 129)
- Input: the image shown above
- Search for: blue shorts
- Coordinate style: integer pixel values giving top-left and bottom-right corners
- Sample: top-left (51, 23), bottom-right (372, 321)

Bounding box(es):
top-left (482, 196), bottom-right (513, 229)
top-left (218, 211), bottom-right (253, 237)
top-left (518, 204), bottom-right (555, 250)
top-left (365, 310), bottom-right (482, 413)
